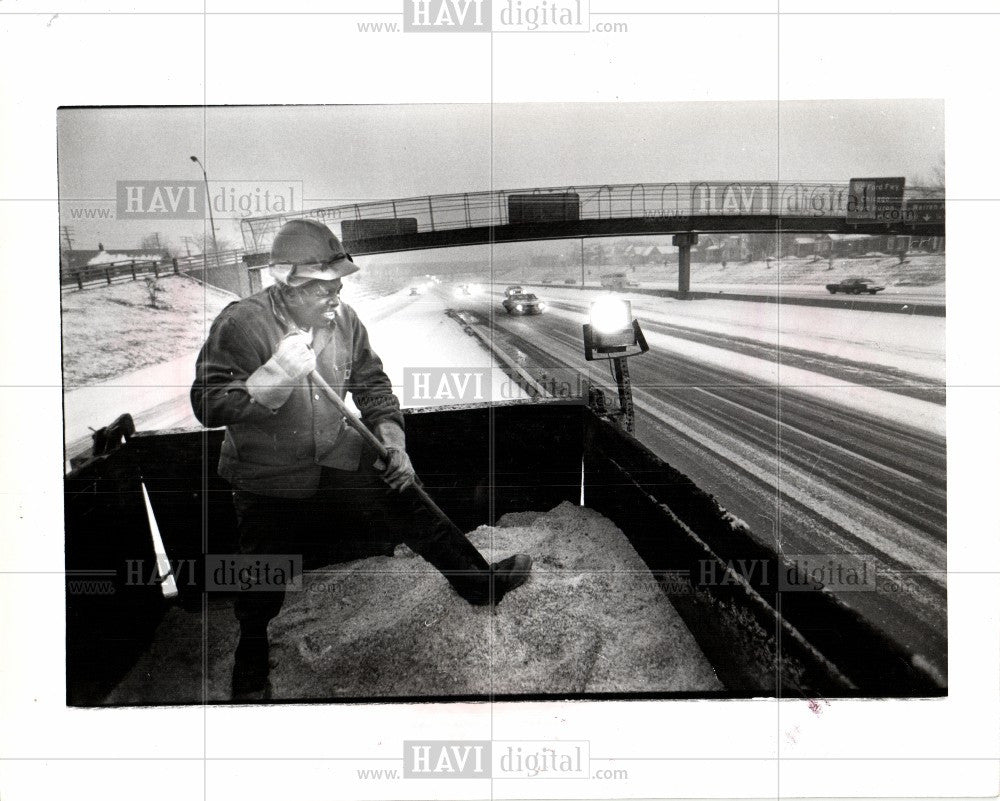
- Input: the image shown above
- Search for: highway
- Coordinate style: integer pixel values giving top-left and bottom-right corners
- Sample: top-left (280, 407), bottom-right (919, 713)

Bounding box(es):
top-left (543, 280), bottom-right (945, 314)
top-left (688, 283), bottom-right (943, 309)
top-left (444, 286), bottom-right (948, 683)
top-left (63, 279), bottom-right (947, 681)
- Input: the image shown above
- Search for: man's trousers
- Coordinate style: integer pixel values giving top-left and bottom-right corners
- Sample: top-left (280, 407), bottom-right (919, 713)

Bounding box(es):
top-left (229, 445), bottom-right (491, 630)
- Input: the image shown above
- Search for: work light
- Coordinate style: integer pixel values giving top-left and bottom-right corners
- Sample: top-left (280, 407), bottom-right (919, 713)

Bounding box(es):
top-left (582, 297), bottom-right (649, 358)
top-left (581, 296), bottom-right (649, 434)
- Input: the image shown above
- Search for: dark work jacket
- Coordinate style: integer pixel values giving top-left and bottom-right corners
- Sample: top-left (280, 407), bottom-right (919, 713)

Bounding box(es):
top-left (191, 285), bottom-right (404, 498)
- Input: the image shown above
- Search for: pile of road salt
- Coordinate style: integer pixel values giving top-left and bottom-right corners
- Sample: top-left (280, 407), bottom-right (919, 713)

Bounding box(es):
top-left (108, 501), bottom-right (721, 703)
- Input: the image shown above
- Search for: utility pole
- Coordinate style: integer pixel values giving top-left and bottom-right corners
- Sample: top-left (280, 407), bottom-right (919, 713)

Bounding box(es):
top-left (181, 236), bottom-right (194, 257)
top-left (580, 238), bottom-right (585, 287)
top-left (60, 225), bottom-right (75, 271)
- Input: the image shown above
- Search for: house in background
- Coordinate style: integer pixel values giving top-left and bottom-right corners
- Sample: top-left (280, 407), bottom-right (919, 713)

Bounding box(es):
top-left (622, 243), bottom-right (674, 267)
top-left (792, 236), bottom-right (818, 258)
top-left (694, 235), bottom-right (746, 263)
top-left (60, 243), bottom-right (170, 272)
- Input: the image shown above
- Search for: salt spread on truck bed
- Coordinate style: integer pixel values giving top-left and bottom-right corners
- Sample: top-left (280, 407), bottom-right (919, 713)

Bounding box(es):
top-left (64, 399), bottom-right (944, 705)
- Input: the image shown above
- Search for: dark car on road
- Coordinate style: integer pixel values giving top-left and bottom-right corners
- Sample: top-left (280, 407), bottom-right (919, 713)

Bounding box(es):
top-left (502, 292), bottom-right (546, 315)
top-left (826, 277), bottom-right (886, 295)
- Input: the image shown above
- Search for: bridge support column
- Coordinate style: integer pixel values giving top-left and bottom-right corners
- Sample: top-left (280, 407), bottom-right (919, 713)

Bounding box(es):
top-left (672, 233), bottom-right (698, 298)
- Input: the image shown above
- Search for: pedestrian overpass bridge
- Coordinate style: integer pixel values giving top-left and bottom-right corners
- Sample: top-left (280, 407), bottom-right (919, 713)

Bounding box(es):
top-left (241, 181), bottom-right (944, 293)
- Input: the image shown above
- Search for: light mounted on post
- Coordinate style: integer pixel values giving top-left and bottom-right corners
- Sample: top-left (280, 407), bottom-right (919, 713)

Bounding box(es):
top-left (582, 298), bottom-right (649, 359)
top-left (582, 297), bottom-right (649, 434)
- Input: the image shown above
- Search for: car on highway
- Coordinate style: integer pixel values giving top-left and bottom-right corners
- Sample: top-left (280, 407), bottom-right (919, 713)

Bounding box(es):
top-left (502, 292), bottom-right (546, 315)
top-left (825, 277), bottom-right (886, 295)
top-left (504, 284), bottom-right (524, 297)
top-left (600, 272), bottom-right (639, 290)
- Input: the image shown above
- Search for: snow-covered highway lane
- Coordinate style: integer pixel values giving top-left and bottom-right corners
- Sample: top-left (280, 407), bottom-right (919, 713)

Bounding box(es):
top-left (446, 285), bottom-right (947, 682)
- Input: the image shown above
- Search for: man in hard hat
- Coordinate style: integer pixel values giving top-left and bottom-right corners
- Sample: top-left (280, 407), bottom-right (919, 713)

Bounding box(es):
top-left (191, 218), bottom-right (531, 699)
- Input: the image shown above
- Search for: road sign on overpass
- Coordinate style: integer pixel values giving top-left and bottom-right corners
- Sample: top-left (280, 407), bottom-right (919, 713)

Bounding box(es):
top-left (906, 198), bottom-right (946, 224)
top-left (846, 177), bottom-right (906, 222)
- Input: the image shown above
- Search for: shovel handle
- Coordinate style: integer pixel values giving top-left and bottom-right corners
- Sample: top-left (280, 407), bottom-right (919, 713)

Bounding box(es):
top-left (307, 369), bottom-right (390, 462)
top-left (307, 369), bottom-right (460, 529)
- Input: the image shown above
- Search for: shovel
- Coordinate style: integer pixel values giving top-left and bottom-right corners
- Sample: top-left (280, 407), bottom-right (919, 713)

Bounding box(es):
top-left (306, 368), bottom-right (462, 532)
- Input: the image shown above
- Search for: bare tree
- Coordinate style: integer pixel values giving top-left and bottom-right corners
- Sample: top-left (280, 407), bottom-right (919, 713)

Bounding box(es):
top-left (139, 232), bottom-right (162, 251)
top-left (910, 153), bottom-right (945, 190)
top-left (748, 233), bottom-right (777, 261)
top-left (143, 277), bottom-right (166, 309)
top-left (193, 232), bottom-right (235, 254)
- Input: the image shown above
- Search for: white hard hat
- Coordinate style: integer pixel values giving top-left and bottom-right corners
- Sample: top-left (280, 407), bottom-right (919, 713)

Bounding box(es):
top-left (269, 219), bottom-right (359, 287)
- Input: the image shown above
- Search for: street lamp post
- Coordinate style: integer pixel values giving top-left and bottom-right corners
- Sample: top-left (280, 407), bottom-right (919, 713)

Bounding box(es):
top-left (189, 155), bottom-right (219, 262)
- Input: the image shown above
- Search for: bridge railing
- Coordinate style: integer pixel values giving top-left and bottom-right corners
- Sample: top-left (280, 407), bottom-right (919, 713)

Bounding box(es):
top-left (241, 181), bottom-right (944, 252)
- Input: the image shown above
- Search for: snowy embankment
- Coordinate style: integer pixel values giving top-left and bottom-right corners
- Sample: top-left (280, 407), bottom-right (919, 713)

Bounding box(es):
top-left (61, 274), bottom-right (236, 386)
top-left (523, 285), bottom-right (946, 437)
top-left (62, 278), bottom-right (524, 458)
top-left (62, 276), bottom-right (237, 458)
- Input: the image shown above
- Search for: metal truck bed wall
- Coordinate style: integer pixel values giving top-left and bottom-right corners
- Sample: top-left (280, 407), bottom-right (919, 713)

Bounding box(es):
top-left (64, 400), bottom-right (942, 705)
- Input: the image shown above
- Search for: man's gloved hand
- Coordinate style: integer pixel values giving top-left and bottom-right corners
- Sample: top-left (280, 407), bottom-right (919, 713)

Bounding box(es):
top-left (374, 446), bottom-right (416, 492)
top-left (246, 332), bottom-right (315, 411)
top-left (272, 332), bottom-right (316, 380)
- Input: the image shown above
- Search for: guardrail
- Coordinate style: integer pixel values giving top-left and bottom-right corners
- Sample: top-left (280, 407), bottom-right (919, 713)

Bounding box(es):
top-left (172, 249), bottom-right (244, 272)
top-left (61, 250), bottom-right (246, 292)
top-left (240, 181), bottom-right (945, 252)
top-left (61, 259), bottom-right (173, 291)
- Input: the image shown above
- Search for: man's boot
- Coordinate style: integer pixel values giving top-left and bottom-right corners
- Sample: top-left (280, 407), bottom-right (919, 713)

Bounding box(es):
top-left (231, 623), bottom-right (272, 700)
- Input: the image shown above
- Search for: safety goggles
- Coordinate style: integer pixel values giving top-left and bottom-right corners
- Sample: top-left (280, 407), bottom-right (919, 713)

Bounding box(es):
top-left (293, 280), bottom-right (344, 300)
top-left (274, 251), bottom-right (358, 288)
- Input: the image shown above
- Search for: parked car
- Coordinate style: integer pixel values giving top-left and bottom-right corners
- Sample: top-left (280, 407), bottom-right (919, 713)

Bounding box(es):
top-left (826, 277), bottom-right (886, 295)
top-left (505, 284), bottom-right (524, 297)
top-left (502, 293), bottom-right (546, 315)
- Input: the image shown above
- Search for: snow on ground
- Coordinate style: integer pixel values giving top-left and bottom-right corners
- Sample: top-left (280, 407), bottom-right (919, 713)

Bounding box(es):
top-left (85, 251), bottom-right (152, 266)
top-left (685, 253), bottom-right (944, 291)
top-left (63, 276), bottom-right (526, 458)
top-left (63, 354), bottom-right (203, 460)
top-left (61, 274), bottom-right (236, 386)
top-left (536, 294), bottom-right (945, 437)
top-left (528, 285), bottom-right (945, 381)
top-left (523, 252), bottom-right (945, 293)
top-left (62, 268), bottom-right (943, 455)
top-left (684, 282), bottom-right (945, 299)
top-left (360, 289), bottom-right (530, 409)
top-left (105, 502), bottom-right (722, 703)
